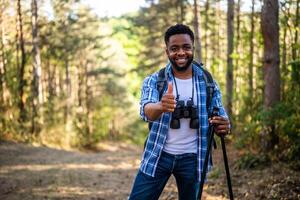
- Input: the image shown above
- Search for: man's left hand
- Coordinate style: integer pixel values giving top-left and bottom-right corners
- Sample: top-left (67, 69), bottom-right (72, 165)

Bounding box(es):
top-left (209, 116), bottom-right (230, 136)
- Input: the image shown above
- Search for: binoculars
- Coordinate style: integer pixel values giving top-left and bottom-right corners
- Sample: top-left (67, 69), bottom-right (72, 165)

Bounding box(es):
top-left (170, 99), bottom-right (199, 129)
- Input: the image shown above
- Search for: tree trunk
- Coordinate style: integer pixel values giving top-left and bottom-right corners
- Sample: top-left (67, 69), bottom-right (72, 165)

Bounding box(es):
top-left (64, 59), bottom-right (72, 131)
top-left (261, 0), bottom-right (280, 151)
top-left (16, 0), bottom-right (27, 122)
top-left (204, 0), bottom-right (209, 65)
top-left (234, 0), bottom-right (241, 117)
top-left (0, 0), bottom-right (6, 105)
top-left (281, 23), bottom-right (287, 100)
top-left (0, 0), bottom-right (7, 129)
top-left (174, 0), bottom-right (185, 23)
top-left (248, 0), bottom-right (255, 101)
top-left (31, 0), bottom-right (43, 133)
top-left (291, 0), bottom-right (300, 85)
top-left (193, 0), bottom-right (202, 63)
top-left (84, 61), bottom-right (91, 144)
top-left (226, 0), bottom-right (234, 119)
top-left (46, 52), bottom-right (55, 123)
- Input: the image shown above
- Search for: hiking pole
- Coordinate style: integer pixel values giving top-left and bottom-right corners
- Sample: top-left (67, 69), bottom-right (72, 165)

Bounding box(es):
top-left (198, 107), bottom-right (218, 199)
top-left (198, 107), bottom-right (234, 200)
top-left (220, 135), bottom-right (234, 200)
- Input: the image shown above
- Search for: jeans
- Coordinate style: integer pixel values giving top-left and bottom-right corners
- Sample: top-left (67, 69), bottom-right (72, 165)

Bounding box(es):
top-left (128, 151), bottom-right (200, 200)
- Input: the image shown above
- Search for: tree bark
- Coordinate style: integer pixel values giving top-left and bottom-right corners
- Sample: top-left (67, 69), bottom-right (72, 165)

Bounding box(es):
top-left (46, 52), bottom-right (55, 123)
top-left (281, 22), bottom-right (287, 100)
top-left (0, 0), bottom-right (6, 105)
top-left (248, 0), bottom-right (255, 101)
top-left (291, 0), bottom-right (300, 85)
top-left (31, 0), bottom-right (43, 133)
top-left (64, 58), bottom-right (72, 131)
top-left (193, 0), bottom-right (202, 63)
top-left (204, 0), bottom-right (209, 65)
top-left (261, 0), bottom-right (280, 151)
top-left (84, 61), bottom-right (91, 144)
top-left (226, 0), bottom-right (234, 119)
top-left (16, 0), bottom-right (27, 122)
top-left (0, 0), bottom-right (7, 129)
top-left (234, 0), bottom-right (241, 117)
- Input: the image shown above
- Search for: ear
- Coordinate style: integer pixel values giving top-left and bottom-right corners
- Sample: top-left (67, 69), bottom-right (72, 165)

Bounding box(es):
top-left (165, 47), bottom-right (169, 56)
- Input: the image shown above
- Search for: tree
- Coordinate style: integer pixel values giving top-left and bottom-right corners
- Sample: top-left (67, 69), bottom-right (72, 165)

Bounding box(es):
top-left (226, 0), bottom-right (234, 119)
top-left (291, 0), bottom-right (300, 86)
top-left (193, 0), bottom-right (202, 62)
top-left (261, 0), bottom-right (280, 151)
top-left (31, 0), bottom-right (43, 133)
top-left (203, 0), bottom-right (210, 65)
top-left (16, 0), bottom-right (27, 122)
top-left (248, 0), bottom-right (255, 101)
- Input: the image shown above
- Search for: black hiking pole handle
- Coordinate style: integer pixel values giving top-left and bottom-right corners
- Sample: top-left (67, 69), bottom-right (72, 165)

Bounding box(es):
top-left (220, 135), bottom-right (234, 200)
top-left (198, 108), bottom-right (219, 199)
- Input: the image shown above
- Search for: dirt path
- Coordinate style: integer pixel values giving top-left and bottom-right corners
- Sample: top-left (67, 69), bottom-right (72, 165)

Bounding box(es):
top-left (0, 141), bottom-right (299, 200)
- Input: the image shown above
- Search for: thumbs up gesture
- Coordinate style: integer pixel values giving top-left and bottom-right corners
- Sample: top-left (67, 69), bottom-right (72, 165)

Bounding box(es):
top-left (167, 81), bottom-right (173, 94)
top-left (161, 82), bottom-right (176, 113)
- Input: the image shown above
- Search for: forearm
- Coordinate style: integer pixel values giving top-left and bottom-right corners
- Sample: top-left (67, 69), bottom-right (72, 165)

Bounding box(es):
top-left (144, 102), bottom-right (164, 121)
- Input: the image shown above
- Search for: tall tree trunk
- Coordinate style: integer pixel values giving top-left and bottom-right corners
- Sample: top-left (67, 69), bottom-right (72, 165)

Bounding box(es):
top-left (0, 0), bottom-right (6, 105)
top-left (234, 0), bottom-right (241, 117)
top-left (84, 61), bottom-right (91, 144)
top-left (204, 0), bottom-right (209, 65)
top-left (193, 0), bottom-right (202, 63)
top-left (64, 59), bottom-right (72, 131)
top-left (46, 52), bottom-right (55, 123)
top-left (248, 0), bottom-right (255, 101)
top-left (0, 0), bottom-right (7, 129)
top-left (291, 0), bottom-right (300, 85)
top-left (226, 0), bottom-right (234, 119)
top-left (16, 0), bottom-right (27, 122)
top-left (77, 59), bottom-right (84, 136)
top-left (261, 0), bottom-right (280, 151)
top-left (281, 22), bottom-right (287, 100)
top-left (176, 0), bottom-right (185, 23)
top-left (31, 0), bottom-right (43, 133)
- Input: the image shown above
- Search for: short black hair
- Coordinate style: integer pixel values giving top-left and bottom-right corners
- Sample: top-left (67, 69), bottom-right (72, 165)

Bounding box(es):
top-left (164, 24), bottom-right (194, 45)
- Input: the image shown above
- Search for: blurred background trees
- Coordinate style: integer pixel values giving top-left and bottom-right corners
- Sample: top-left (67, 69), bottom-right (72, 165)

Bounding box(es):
top-left (0, 0), bottom-right (299, 164)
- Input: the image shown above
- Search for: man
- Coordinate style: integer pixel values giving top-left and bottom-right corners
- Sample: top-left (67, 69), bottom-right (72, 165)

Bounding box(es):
top-left (129, 24), bottom-right (230, 200)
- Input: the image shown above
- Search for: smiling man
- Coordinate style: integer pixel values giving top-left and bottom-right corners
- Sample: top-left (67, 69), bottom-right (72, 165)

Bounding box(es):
top-left (128, 24), bottom-right (230, 200)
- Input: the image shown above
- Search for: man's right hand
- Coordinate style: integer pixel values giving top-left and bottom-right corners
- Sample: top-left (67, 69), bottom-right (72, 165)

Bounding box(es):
top-left (161, 82), bottom-right (176, 113)
top-left (144, 82), bottom-right (176, 121)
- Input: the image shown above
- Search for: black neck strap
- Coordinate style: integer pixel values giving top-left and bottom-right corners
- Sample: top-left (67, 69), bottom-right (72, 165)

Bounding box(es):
top-left (171, 68), bottom-right (194, 101)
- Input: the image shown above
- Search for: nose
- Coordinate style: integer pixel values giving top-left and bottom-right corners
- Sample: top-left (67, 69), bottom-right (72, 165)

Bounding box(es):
top-left (177, 47), bottom-right (185, 55)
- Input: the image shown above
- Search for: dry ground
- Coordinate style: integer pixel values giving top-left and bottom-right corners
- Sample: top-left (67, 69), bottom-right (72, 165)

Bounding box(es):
top-left (0, 140), bottom-right (299, 200)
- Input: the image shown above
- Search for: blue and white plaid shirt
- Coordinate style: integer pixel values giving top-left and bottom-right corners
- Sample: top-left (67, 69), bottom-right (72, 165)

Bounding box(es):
top-left (139, 62), bottom-right (229, 182)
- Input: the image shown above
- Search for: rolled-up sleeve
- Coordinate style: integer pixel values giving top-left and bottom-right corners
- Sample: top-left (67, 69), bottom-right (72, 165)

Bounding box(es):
top-left (211, 80), bottom-right (229, 120)
top-left (140, 73), bottom-right (159, 122)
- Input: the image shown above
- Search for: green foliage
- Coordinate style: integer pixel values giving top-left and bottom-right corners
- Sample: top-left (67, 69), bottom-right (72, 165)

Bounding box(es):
top-left (235, 152), bottom-right (271, 170)
top-left (208, 166), bottom-right (221, 179)
top-left (234, 85), bottom-right (300, 164)
top-left (125, 118), bottom-right (148, 146)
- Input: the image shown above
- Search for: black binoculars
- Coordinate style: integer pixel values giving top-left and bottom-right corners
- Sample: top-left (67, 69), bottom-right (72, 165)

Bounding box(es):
top-left (170, 99), bottom-right (199, 129)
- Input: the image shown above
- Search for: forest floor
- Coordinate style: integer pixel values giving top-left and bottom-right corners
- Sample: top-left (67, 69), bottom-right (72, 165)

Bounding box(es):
top-left (0, 140), bottom-right (299, 200)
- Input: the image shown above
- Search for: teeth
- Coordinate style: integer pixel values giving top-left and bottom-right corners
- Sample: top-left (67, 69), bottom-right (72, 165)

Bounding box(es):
top-left (177, 58), bottom-right (186, 62)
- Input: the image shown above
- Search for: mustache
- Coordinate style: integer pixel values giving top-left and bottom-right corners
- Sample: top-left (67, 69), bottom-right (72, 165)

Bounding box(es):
top-left (169, 56), bottom-right (193, 72)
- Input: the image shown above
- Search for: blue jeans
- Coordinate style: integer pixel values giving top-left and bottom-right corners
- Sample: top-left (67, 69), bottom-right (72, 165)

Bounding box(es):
top-left (128, 151), bottom-right (200, 200)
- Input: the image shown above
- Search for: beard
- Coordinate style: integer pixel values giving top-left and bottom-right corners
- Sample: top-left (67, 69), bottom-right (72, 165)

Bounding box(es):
top-left (169, 56), bottom-right (193, 72)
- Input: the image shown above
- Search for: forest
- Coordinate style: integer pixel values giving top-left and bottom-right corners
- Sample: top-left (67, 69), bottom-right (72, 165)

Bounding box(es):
top-left (0, 0), bottom-right (299, 199)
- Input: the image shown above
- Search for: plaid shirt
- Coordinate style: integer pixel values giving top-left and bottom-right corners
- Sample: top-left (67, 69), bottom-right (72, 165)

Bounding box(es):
top-left (139, 62), bottom-right (228, 182)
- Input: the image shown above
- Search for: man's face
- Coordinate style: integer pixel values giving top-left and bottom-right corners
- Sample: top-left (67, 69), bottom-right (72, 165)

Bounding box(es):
top-left (166, 34), bottom-right (194, 72)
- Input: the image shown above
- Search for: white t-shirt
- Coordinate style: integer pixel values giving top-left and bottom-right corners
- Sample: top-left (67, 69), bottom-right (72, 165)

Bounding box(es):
top-left (163, 77), bottom-right (198, 155)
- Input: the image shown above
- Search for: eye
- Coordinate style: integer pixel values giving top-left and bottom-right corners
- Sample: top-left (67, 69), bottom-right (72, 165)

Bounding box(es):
top-left (183, 45), bottom-right (192, 51)
top-left (170, 47), bottom-right (179, 52)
